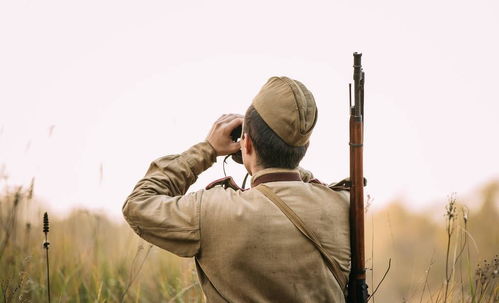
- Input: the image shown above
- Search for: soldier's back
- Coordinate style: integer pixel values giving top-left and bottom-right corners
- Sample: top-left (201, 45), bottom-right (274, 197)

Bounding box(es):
top-left (197, 176), bottom-right (350, 302)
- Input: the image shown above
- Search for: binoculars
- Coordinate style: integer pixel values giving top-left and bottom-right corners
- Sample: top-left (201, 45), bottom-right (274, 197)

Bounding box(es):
top-left (230, 125), bottom-right (243, 164)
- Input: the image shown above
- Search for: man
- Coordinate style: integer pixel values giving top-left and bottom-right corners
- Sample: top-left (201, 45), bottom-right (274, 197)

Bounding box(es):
top-left (123, 77), bottom-right (350, 302)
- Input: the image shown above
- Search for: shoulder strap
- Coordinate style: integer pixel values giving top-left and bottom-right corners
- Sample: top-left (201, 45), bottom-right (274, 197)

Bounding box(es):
top-left (329, 177), bottom-right (367, 192)
top-left (255, 184), bottom-right (348, 293)
top-left (205, 176), bottom-right (246, 191)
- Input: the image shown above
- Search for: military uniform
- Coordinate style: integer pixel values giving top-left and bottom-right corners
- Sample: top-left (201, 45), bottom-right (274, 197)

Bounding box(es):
top-left (123, 77), bottom-right (351, 302)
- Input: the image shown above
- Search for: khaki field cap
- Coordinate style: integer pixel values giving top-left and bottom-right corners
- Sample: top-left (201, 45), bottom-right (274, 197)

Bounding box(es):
top-left (252, 76), bottom-right (318, 147)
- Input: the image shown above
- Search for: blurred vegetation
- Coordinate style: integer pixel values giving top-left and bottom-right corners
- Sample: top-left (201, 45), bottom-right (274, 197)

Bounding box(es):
top-left (365, 181), bottom-right (499, 302)
top-left (0, 181), bottom-right (202, 302)
top-left (0, 179), bottom-right (498, 302)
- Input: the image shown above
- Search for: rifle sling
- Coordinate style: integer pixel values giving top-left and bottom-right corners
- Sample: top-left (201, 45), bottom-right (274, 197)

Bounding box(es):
top-left (255, 184), bottom-right (348, 292)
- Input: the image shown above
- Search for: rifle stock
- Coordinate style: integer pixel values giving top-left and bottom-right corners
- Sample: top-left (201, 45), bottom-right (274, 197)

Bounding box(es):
top-left (347, 52), bottom-right (369, 303)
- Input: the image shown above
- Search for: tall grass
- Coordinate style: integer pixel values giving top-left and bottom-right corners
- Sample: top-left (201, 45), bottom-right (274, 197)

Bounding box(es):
top-left (0, 184), bottom-right (201, 302)
top-left (1, 179), bottom-right (498, 302)
top-left (365, 182), bottom-right (499, 302)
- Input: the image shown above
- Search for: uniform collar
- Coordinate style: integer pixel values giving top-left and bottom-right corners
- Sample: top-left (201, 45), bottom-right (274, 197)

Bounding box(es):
top-left (251, 168), bottom-right (301, 187)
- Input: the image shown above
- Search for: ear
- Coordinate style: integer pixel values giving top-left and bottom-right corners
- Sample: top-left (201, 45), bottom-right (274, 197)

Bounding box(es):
top-left (242, 133), bottom-right (253, 155)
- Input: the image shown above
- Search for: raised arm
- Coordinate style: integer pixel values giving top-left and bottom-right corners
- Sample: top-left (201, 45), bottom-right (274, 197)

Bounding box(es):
top-left (122, 114), bottom-right (243, 257)
top-left (122, 141), bottom-right (216, 256)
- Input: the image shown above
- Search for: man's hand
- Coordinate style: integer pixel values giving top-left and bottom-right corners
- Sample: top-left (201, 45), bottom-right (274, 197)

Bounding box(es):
top-left (206, 114), bottom-right (244, 156)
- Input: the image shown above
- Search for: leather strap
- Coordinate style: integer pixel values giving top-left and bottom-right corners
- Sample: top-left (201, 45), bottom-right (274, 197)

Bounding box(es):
top-left (255, 184), bottom-right (348, 293)
top-left (251, 172), bottom-right (301, 187)
top-left (329, 177), bottom-right (367, 192)
top-left (206, 176), bottom-right (246, 191)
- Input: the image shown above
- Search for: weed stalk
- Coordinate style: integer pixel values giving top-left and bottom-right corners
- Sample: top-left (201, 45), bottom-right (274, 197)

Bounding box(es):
top-left (43, 212), bottom-right (51, 303)
top-left (443, 194), bottom-right (457, 303)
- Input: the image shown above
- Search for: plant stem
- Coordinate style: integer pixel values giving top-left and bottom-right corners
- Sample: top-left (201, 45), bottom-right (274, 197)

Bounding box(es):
top-left (44, 233), bottom-right (51, 303)
top-left (444, 227), bottom-right (451, 303)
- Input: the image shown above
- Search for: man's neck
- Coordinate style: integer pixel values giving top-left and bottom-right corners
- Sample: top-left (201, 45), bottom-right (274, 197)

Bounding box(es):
top-left (250, 164), bottom-right (264, 176)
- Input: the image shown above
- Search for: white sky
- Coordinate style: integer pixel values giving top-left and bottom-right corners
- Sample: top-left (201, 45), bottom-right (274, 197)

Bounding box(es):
top-left (1, 0), bottom-right (498, 220)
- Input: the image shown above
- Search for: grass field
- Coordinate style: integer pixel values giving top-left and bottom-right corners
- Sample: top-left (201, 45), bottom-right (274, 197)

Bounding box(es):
top-left (1, 180), bottom-right (498, 302)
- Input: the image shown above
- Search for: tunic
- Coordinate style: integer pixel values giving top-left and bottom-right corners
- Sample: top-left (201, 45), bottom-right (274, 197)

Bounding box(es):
top-left (123, 141), bottom-right (350, 302)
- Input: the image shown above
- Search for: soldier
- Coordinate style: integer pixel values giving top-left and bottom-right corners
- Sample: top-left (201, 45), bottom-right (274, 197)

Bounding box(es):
top-left (123, 77), bottom-right (351, 302)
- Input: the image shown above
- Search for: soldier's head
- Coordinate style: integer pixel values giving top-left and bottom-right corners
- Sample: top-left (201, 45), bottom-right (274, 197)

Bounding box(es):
top-left (241, 77), bottom-right (317, 173)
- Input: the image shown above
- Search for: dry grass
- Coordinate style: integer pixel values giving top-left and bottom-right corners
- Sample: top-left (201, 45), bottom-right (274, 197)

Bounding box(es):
top-left (0, 184), bottom-right (201, 302)
top-left (1, 179), bottom-right (498, 302)
top-left (365, 181), bottom-right (499, 302)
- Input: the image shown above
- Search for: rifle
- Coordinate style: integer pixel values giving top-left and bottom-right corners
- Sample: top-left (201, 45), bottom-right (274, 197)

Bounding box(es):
top-left (347, 52), bottom-right (369, 302)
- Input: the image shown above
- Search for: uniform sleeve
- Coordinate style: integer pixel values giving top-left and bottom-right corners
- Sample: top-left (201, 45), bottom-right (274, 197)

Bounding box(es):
top-left (122, 141), bottom-right (217, 257)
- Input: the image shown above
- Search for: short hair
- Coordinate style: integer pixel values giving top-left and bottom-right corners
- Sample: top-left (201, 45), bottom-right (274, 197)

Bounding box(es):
top-left (244, 105), bottom-right (309, 169)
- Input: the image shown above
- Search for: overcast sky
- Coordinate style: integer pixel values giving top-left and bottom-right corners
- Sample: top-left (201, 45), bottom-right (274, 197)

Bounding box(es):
top-left (1, 0), bottom-right (498, 219)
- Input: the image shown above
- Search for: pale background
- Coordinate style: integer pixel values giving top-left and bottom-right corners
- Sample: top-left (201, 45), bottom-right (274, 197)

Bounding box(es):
top-left (1, 0), bottom-right (498, 219)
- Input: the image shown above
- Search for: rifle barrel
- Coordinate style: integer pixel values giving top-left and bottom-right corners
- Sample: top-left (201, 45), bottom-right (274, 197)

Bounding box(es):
top-left (347, 52), bottom-right (369, 303)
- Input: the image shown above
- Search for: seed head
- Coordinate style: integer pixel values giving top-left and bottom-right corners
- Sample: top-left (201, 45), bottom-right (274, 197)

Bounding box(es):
top-left (27, 178), bottom-right (35, 200)
top-left (43, 212), bottom-right (49, 233)
top-left (445, 193), bottom-right (457, 220)
top-left (14, 189), bottom-right (21, 206)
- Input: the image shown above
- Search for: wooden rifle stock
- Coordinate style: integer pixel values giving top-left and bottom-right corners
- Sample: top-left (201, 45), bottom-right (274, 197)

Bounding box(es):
top-left (347, 52), bottom-right (369, 303)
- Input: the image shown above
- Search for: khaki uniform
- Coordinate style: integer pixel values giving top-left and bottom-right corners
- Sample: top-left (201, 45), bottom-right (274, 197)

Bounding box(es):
top-left (123, 141), bottom-right (350, 302)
